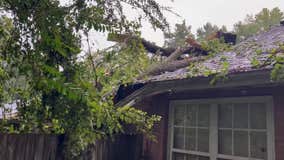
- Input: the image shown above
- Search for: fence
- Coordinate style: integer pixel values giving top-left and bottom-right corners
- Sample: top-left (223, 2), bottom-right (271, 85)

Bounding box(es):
top-left (0, 134), bottom-right (142, 160)
top-left (0, 134), bottom-right (61, 160)
top-left (81, 134), bottom-right (142, 160)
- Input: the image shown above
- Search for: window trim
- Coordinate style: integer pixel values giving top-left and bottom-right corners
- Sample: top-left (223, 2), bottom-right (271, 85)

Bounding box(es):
top-left (167, 96), bottom-right (275, 160)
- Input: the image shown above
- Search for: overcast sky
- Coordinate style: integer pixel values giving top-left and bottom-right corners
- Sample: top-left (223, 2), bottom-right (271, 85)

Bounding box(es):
top-left (89, 0), bottom-right (284, 50)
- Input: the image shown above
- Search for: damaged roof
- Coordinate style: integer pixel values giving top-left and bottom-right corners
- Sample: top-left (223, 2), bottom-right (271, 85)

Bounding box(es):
top-left (139, 25), bottom-right (284, 83)
top-left (114, 25), bottom-right (284, 104)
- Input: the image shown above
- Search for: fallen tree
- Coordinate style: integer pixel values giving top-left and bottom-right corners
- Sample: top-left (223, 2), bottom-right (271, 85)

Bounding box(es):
top-left (108, 33), bottom-right (208, 77)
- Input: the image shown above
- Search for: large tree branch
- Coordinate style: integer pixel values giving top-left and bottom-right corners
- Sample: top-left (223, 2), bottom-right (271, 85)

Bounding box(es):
top-left (140, 38), bottom-right (208, 57)
top-left (107, 33), bottom-right (208, 78)
top-left (107, 34), bottom-right (208, 57)
top-left (165, 46), bottom-right (188, 62)
top-left (138, 56), bottom-right (205, 78)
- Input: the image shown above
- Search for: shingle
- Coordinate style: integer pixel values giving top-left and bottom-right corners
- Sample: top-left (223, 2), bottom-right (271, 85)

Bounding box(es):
top-left (141, 25), bottom-right (284, 82)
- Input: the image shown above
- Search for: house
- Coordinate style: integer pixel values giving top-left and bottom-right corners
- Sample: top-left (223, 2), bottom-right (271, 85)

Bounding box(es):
top-left (115, 23), bottom-right (284, 160)
top-left (0, 102), bottom-right (18, 119)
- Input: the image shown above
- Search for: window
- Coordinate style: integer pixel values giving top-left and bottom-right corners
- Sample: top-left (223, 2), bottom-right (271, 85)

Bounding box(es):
top-left (168, 97), bottom-right (275, 160)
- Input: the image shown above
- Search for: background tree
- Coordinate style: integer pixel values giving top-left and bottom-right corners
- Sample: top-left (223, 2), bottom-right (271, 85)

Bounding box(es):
top-left (163, 20), bottom-right (194, 48)
top-left (234, 7), bottom-right (284, 41)
top-left (0, 0), bottom-right (169, 158)
top-left (196, 22), bottom-right (227, 40)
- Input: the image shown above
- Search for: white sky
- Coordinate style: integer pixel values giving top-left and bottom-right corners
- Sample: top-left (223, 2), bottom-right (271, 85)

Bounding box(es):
top-left (86, 0), bottom-right (284, 50)
top-left (141, 0), bottom-right (284, 46)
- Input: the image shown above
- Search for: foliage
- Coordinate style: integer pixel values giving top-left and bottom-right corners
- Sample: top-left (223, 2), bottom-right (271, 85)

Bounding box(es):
top-left (234, 7), bottom-right (284, 42)
top-left (200, 39), bottom-right (232, 56)
top-left (163, 20), bottom-right (194, 48)
top-left (196, 22), bottom-right (227, 40)
top-left (160, 21), bottom-right (232, 83)
top-left (0, 16), bottom-right (12, 100)
top-left (0, 0), bottom-right (168, 159)
top-left (186, 38), bottom-right (231, 79)
top-left (269, 44), bottom-right (284, 81)
top-left (85, 38), bottom-right (151, 90)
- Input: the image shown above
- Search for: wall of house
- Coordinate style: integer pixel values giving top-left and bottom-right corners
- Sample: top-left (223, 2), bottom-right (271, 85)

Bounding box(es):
top-left (273, 91), bottom-right (284, 160)
top-left (136, 94), bottom-right (169, 160)
top-left (137, 86), bottom-right (284, 160)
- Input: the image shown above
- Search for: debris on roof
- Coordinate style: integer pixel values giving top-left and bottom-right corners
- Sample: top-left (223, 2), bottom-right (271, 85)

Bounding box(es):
top-left (281, 20), bottom-right (284, 26)
top-left (139, 25), bottom-right (284, 82)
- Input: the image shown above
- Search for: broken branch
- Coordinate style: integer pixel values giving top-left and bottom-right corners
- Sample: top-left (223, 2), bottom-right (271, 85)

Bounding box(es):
top-left (138, 56), bottom-right (205, 78)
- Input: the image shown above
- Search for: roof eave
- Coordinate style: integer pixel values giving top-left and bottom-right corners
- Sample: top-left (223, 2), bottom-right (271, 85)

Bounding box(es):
top-left (116, 69), bottom-right (284, 107)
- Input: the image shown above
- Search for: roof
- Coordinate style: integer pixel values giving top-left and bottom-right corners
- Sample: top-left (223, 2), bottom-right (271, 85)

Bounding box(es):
top-left (140, 25), bottom-right (284, 83)
top-left (114, 25), bottom-right (284, 105)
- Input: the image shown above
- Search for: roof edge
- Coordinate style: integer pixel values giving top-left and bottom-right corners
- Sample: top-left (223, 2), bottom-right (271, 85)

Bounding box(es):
top-left (116, 69), bottom-right (284, 107)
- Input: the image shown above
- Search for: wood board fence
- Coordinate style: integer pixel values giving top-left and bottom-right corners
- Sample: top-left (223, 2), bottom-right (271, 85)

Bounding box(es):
top-left (0, 134), bottom-right (142, 160)
top-left (0, 134), bottom-right (61, 160)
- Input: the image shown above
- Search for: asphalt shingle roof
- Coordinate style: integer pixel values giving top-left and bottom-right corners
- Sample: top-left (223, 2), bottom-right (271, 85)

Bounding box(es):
top-left (142, 25), bottom-right (284, 82)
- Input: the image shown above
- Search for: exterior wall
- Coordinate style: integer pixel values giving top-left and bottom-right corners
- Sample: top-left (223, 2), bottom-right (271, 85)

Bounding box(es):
top-left (273, 92), bottom-right (284, 160)
top-left (136, 94), bottom-right (169, 160)
top-left (137, 86), bottom-right (284, 160)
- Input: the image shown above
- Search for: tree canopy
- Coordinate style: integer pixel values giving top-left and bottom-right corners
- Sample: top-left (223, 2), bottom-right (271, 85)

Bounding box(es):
top-left (197, 22), bottom-right (227, 41)
top-left (163, 20), bottom-right (194, 48)
top-left (0, 0), bottom-right (169, 158)
top-left (234, 7), bottom-right (284, 41)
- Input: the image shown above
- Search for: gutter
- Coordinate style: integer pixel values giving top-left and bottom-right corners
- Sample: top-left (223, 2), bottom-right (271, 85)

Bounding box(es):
top-left (115, 69), bottom-right (284, 107)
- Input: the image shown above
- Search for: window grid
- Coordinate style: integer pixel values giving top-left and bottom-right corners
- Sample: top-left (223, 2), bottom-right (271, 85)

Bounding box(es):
top-left (168, 97), bottom-right (275, 160)
top-left (232, 104), bottom-right (235, 156)
top-left (169, 104), bottom-right (210, 160)
top-left (248, 104), bottom-right (251, 158)
top-left (218, 103), bottom-right (268, 158)
top-left (172, 104), bottom-right (210, 154)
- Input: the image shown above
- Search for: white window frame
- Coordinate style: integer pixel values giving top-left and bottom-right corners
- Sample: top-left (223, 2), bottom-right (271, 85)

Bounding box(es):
top-left (167, 96), bottom-right (275, 160)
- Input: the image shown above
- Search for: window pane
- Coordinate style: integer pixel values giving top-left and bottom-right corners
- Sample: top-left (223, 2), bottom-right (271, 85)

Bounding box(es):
top-left (197, 157), bottom-right (210, 160)
top-left (186, 155), bottom-right (209, 160)
top-left (185, 128), bottom-right (196, 151)
top-left (198, 129), bottom-right (209, 152)
top-left (250, 103), bottom-right (267, 129)
top-left (219, 130), bottom-right (232, 155)
top-left (186, 105), bottom-right (197, 127)
top-left (234, 103), bottom-right (248, 129)
top-left (250, 131), bottom-right (267, 159)
top-left (174, 127), bottom-right (185, 149)
top-left (186, 155), bottom-right (197, 160)
top-left (174, 105), bottom-right (186, 126)
top-left (198, 104), bottom-right (210, 127)
top-left (218, 104), bottom-right (232, 128)
top-left (234, 131), bottom-right (249, 157)
top-left (172, 152), bottom-right (185, 160)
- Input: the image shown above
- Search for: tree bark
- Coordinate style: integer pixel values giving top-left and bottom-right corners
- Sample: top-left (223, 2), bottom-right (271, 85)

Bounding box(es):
top-left (138, 56), bottom-right (205, 78)
top-left (108, 33), bottom-right (208, 57)
top-left (108, 33), bottom-right (207, 77)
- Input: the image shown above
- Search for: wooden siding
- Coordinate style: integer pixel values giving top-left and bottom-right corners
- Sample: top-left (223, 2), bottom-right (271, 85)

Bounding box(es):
top-left (138, 86), bottom-right (284, 160)
top-left (273, 93), bottom-right (284, 160)
top-left (141, 94), bottom-right (169, 160)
